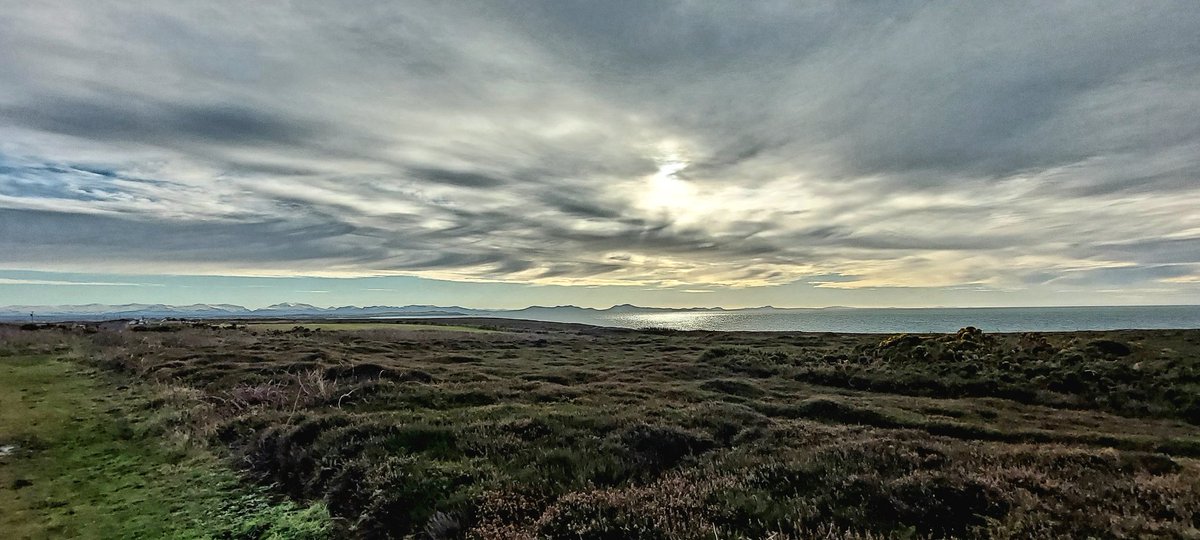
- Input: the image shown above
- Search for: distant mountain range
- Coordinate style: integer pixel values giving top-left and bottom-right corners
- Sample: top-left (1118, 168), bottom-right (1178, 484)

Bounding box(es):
top-left (0, 302), bottom-right (811, 322)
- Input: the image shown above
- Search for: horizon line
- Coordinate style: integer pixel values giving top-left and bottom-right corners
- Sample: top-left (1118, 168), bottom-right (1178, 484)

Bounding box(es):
top-left (5, 302), bottom-right (1200, 312)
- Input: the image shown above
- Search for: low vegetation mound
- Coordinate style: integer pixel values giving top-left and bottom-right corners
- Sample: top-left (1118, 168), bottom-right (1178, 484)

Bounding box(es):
top-left (792, 328), bottom-right (1200, 424)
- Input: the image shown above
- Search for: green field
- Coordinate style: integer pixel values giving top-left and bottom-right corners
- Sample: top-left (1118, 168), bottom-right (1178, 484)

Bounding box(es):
top-left (0, 347), bottom-right (331, 539)
top-left (246, 322), bottom-right (500, 333)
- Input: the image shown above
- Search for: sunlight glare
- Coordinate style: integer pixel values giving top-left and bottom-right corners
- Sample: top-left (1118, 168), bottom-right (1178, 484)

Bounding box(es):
top-left (641, 145), bottom-right (695, 214)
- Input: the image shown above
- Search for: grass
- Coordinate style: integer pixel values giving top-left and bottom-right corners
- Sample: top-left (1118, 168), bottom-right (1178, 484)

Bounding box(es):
top-left (245, 322), bottom-right (500, 333)
top-left (0, 347), bottom-right (332, 539)
top-left (3, 322), bottom-right (1200, 538)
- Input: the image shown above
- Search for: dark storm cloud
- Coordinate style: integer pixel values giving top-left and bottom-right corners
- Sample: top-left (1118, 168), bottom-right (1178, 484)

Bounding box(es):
top-left (0, 208), bottom-right (366, 266)
top-left (541, 193), bottom-right (625, 220)
top-left (2, 98), bottom-right (319, 148)
top-left (0, 0), bottom-right (1198, 298)
top-left (408, 167), bottom-right (509, 188)
top-left (538, 262), bottom-right (625, 279)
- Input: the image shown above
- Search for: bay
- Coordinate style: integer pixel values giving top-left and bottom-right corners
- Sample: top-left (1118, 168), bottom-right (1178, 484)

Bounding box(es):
top-left (502, 305), bottom-right (1200, 333)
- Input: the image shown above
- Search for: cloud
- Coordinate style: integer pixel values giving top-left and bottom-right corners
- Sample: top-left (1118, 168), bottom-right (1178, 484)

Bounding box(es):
top-left (0, 277), bottom-right (161, 287)
top-left (2, 99), bottom-right (320, 149)
top-left (0, 0), bottom-right (1198, 302)
top-left (408, 167), bottom-right (510, 188)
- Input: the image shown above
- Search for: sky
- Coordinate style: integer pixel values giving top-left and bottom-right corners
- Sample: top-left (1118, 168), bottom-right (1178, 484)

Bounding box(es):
top-left (1, 1), bottom-right (1199, 309)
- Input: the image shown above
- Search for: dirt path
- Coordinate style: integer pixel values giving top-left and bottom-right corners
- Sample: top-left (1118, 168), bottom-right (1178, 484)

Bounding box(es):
top-left (0, 353), bottom-right (330, 539)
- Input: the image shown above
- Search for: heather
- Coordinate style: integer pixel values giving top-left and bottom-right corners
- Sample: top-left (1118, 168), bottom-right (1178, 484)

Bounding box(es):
top-left (3, 321), bottom-right (1198, 538)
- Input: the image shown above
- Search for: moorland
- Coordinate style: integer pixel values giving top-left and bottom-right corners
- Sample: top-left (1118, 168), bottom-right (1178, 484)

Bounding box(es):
top-left (2, 319), bottom-right (1199, 538)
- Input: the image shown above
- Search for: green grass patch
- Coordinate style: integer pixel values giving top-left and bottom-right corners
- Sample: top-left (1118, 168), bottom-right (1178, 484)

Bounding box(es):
top-left (0, 354), bottom-right (331, 539)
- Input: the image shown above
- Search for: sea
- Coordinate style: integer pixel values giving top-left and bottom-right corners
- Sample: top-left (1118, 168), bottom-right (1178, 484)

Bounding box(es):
top-left (505, 305), bottom-right (1200, 333)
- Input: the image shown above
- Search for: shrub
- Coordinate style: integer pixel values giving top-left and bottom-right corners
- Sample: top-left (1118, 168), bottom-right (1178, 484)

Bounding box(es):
top-left (619, 424), bottom-right (715, 473)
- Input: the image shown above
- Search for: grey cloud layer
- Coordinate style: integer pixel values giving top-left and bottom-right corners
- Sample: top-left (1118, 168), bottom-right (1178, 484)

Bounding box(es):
top-left (1, 0), bottom-right (1199, 296)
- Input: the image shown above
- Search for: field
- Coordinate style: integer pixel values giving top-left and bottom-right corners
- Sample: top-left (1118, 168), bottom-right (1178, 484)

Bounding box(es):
top-left (2, 320), bottom-right (1199, 538)
top-left (0, 344), bottom-right (329, 539)
top-left (243, 322), bottom-right (501, 333)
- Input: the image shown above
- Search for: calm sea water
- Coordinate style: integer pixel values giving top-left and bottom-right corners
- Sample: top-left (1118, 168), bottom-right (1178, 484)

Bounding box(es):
top-left (504, 306), bottom-right (1200, 333)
